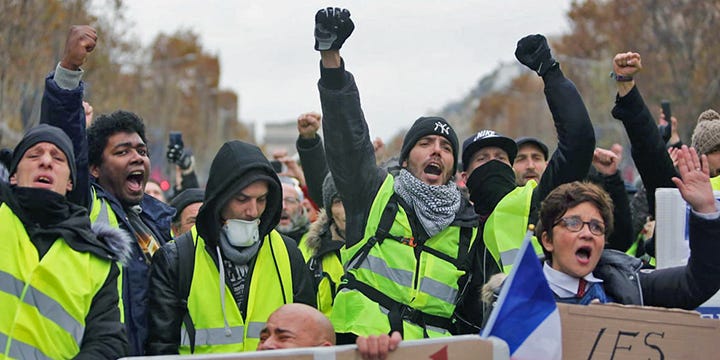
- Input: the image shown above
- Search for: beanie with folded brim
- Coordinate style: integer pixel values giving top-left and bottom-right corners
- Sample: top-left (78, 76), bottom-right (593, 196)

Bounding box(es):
top-left (169, 188), bottom-right (205, 222)
top-left (9, 124), bottom-right (76, 185)
top-left (691, 109), bottom-right (720, 155)
top-left (399, 116), bottom-right (459, 174)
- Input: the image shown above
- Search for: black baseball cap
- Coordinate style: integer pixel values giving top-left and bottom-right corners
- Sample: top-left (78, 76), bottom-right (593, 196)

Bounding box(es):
top-left (461, 130), bottom-right (518, 170)
top-left (515, 136), bottom-right (549, 160)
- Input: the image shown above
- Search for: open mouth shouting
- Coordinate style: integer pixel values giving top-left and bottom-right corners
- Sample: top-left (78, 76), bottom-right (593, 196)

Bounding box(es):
top-left (127, 170), bottom-right (146, 195)
top-left (575, 245), bottom-right (592, 266)
top-left (424, 162), bottom-right (442, 176)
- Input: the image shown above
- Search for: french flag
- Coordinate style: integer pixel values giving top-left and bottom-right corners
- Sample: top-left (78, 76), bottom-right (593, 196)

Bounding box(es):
top-left (481, 231), bottom-right (562, 360)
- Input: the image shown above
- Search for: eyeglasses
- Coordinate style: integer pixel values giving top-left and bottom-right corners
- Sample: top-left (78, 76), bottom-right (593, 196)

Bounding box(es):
top-left (553, 216), bottom-right (605, 236)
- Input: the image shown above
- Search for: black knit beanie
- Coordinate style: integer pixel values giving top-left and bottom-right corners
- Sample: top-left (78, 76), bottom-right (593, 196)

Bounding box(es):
top-left (169, 188), bottom-right (205, 222)
top-left (399, 117), bottom-right (459, 174)
top-left (9, 124), bottom-right (76, 185)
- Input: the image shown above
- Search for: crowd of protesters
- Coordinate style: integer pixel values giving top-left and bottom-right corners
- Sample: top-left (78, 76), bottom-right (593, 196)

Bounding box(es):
top-left (1, 7), bottom-right (720, 360)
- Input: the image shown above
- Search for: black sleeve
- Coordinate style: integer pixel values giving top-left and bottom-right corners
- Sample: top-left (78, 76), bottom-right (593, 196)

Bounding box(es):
top-left (145, 242), bottom-right (183, 355)
top-left (283, 236), bottom-right (317, 307)
top-left (535, 66), bottom-right (595, 206)
top-left (76, 263), bottom-right (128, 359)
top-left (641, 212), bottom-right (720, 309)
top-left (602, 171), bottom-right (634, 252)
top-left (180, 171), bottom-right (200, 191)
top-left (318, 63), bottom-right (385, 248)
top-left (612, 86), bottom-right (678, 216)
top-left (297, 135), bottom-right (328, 206)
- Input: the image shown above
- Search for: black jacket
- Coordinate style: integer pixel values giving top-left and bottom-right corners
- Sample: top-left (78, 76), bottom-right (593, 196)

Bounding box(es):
top-left (467, 66), bottom-right (596, 226)
top-left (597, 211), bottom-right (720, 309)
top-left (586, 168), bottom-right (634, 252)
top-left (612, 86), bottom-right (678, 216)
top-left (146, 141), bottom-right (315, 355)
top-left (318, 62), bottom-right (488, 334)
top-left (296, 134), bottom-right (329, 208)
top-left (0, 183), bottom-right (130, 359)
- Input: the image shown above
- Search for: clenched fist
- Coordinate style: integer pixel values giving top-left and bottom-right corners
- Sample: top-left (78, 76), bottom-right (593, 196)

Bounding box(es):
top-left (61, 25), bottom-right (97, 71)
top-left (314, 7), bottom-right (354, 51)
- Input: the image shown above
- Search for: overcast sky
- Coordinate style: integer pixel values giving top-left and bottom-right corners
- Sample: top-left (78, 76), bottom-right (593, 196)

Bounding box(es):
top-left (123, 0), bottom-right (573, 142)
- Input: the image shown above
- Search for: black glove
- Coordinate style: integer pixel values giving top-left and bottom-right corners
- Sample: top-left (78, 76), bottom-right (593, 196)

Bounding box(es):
top-left (314, 7), bottom-right (354, 51)
top-left (515, 34), bottom-right (557, 77)
top-left (166, 144), bottom-right (193, 170)
top-left (166, 143), bottom-right (182, 164)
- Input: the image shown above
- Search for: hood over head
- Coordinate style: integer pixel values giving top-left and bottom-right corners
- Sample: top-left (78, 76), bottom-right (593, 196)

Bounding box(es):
top-left (196, 140), bottom-right (282, 247)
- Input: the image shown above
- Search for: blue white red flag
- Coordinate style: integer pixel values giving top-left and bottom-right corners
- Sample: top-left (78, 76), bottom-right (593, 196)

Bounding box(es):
top-left (481, 231), bottom-right (562, 360)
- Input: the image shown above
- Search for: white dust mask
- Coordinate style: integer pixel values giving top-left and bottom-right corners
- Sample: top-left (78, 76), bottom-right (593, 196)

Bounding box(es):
top-left (222, 218), bottom-right (260, 247)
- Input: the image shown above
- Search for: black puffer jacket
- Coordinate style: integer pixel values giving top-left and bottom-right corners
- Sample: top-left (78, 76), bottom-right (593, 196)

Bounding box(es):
top-left (597, 211), bottom-right (720, 309)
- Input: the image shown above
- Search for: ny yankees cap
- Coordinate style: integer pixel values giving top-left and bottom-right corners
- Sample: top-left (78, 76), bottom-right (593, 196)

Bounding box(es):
top-left (399, 116), bottom-right (459, 174)
top-left (462, 130), bottom-right (518, 170)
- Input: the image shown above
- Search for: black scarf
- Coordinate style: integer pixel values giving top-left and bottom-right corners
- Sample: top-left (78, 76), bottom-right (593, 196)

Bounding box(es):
top-left (466, 160), bottom-right (517, 216)
top-left (0, 184), bottom-right (105, 259)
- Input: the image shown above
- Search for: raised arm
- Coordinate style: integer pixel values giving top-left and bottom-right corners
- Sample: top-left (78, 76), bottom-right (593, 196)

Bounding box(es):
top-left (314, 8), bottom-right (383, 245)
top-left (40, 25), bottom-right (97, 207)
top-left (642, 146), bottom-right (720, 309)
top-left (295, 112), bottom-right (328, 206)
top-left (592, 146), bottom-right (634, 252)
top-left (610, 52), bottom-right (678, 215)
top-left (514, 34), bottom-right (595, 209)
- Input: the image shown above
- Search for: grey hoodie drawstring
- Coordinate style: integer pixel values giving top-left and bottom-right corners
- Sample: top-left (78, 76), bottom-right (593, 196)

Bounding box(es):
top-left (216, 245), bottom-right (232, 337)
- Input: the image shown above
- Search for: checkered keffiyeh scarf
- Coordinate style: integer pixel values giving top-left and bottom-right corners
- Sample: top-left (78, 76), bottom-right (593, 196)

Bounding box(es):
top-left (393, 169), bottom-right (461, 237)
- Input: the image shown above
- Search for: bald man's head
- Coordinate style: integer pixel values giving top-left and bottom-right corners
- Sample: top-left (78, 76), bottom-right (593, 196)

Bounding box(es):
top-left (257, 304), bottom-right (335, 351)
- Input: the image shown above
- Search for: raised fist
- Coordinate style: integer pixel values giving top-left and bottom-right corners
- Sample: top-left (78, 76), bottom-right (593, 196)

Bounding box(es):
top-left (314, 7), bottom-right (354, 51)
top-left (297, 112), bottom-right (321, 139)
top-left (592, 147), bottom-right (620, 176)
top-left (61, 25), bottom-right (97, 71)
top-left (612, 52), bottom-right (642, 79)
top-left (515, 34), bottom-right (557, 77)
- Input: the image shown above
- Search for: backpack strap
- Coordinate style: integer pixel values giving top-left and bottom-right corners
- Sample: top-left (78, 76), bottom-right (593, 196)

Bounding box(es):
top-left (176, 231), bottom-right (197, 353)
top-left (346, 194), bottom-right (402, 270)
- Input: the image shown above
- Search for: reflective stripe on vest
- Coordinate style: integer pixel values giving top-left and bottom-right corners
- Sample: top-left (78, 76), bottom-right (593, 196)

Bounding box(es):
top-left (89, 187), bottom-right (119, 228)
top-left (711, 175), bottom-right (720, 191)
top-left (89, 187), bottom-right (125, 323)
top-left (298, 233), bottom-right (343, 317)
top-left (483, 180), bottom-right (543, 273)
top-left (180, 226), bottom-right (293, 354)
top-left (0, 333), bottom-right (52, 360)
top-left (0, 204), bottom-right (113, 359)
top-left (332, 175), bottom-right (476, 339)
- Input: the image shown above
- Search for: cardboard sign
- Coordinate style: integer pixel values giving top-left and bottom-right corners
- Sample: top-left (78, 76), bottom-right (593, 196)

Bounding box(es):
top-left (123, 335), bottom-right (508, 360)
top-left (559, 303), bottom-right (720, 359)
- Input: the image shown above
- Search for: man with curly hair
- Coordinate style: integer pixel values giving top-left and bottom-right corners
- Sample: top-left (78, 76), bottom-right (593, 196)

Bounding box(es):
top-left (40, 25), bottom-right (175, 355)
